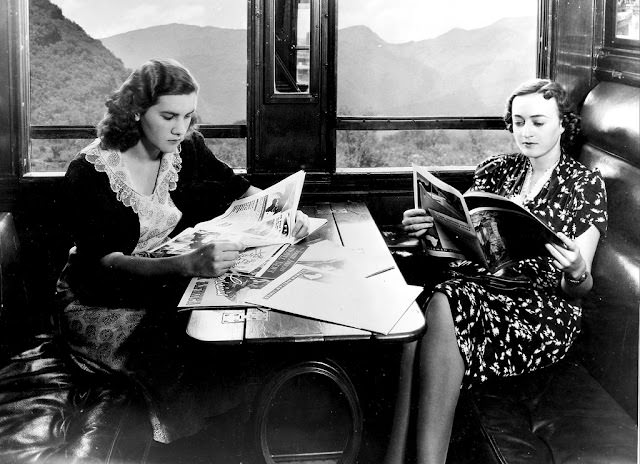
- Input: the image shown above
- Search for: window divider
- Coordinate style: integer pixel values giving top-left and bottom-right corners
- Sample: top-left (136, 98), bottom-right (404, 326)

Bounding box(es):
top-left (336, 117), bottom-right (506, 131)
top-left (30, 125), bottom-right (248, 140)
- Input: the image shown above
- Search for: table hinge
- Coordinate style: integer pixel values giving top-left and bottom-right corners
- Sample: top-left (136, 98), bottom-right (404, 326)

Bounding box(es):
top-left (222, 309), bottom-right (269, 323)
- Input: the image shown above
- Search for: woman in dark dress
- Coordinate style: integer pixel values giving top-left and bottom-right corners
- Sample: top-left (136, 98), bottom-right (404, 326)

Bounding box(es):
top-left (56, 58), bottom-right (308, 443)
top-left (391, 79), bottom-right (607, 463)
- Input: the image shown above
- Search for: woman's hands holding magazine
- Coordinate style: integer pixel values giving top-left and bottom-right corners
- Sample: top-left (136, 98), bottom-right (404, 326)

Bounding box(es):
top-left (545, 232), bottom-right (587, 278)
top-left (183, 241), bottom-right (246, 278)
top-left (177, 209), bottom-right (310, 279)
top-left (402, 208), bottom-right (434, 238)
top-left (293, 210), bottom-right (310, 239)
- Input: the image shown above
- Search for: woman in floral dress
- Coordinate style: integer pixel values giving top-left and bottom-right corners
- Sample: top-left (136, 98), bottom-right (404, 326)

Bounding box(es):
top-left (393, 79), bottom-right (607, 464)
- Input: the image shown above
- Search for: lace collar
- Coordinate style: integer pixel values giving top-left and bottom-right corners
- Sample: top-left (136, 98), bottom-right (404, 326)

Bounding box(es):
top-left (83, 139), bottom-right (182, 213)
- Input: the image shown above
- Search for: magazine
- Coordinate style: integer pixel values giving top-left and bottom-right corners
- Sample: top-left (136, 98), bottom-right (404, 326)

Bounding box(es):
top-left (413, 165), bottom-right (564, 273)
top-left (149, 170), bottom-right (325, 257)
top-left (244, 264), bottom-right (423, 334)
top-left (176, 238), bottom-right (397, 310)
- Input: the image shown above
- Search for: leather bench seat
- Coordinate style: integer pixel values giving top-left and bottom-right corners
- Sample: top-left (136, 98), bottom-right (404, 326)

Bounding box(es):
top-left (449, 360), bottom-right (637, 463)
top-left (0, 212), bottom-right (153, 464)
top-left (0, 334), bottom-right (152, 464)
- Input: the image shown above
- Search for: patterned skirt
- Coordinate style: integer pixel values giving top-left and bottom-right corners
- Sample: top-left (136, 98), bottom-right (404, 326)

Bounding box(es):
top-left (434, 274), bottom-right (581, 388)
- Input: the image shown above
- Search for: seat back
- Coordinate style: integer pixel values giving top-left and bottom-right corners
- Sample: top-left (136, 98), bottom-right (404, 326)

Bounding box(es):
top-left (577, 81), bottom-right (639, 419)
top-left (0, 213), bottom-right (29, 358)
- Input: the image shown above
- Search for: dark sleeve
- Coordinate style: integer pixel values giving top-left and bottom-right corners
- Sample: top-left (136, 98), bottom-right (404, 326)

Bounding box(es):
top-left (64, 156), bottom-right (139, 261)
top-left (171, 131), bottom-right (252, 227)
top-left (572, 169), bottom-right (608, 237)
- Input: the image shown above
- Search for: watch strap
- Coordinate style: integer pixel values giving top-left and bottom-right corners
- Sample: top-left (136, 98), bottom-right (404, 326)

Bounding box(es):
top-left (565, 270), bottom-right (589, 285)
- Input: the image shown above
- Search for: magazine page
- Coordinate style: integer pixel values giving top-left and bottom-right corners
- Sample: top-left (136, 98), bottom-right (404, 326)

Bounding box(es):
top-left (463, 191), bottom-right (563, 246)
top-left (413, 166), bottom-right (486, 264)
top-left (148, 217), bottom-right (326, 260)
top-left (148, 231), bottom-right (289, 275)
top-left (148, 170), bottom-right (324, 260)
top-left (245, 264), bottom-right (423, 334)
top-left (177, 238), bottom-right (399, 310)
top-left (233, 243), bottom-right (290, 275)
top-left (256, 238), bottom-right (394, 280)
top-left (147, 227), bottom-right (248, 257)
top-left (177, 273), bottom-right (272, 309)
top-left (465, 193), bottom-right (564, 272)
top-left (196, 170), bottom-right (306, 247)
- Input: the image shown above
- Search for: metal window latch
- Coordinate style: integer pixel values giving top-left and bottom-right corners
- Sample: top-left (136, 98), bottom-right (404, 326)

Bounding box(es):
top-left (222, 308), bottom-right (269, 323)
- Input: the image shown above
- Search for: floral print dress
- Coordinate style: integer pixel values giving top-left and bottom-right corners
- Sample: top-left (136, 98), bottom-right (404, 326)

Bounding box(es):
top-left (435, 153), bottom-right (608, 388)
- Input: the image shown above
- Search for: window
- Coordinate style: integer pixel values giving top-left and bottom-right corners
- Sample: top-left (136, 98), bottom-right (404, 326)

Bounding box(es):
top-left (20, 0), bottom-right (543, 176)
top-left (613, 0), bottom-right (640, 41)
top-left (265, 0), bottom-right (320, 102)
top-left (336, 0), bottom-right (539, 168)
top-left (274, 0), bottom-right (311, 93)
top-left (28, 0), bottom-right (248, 173)
top-left (605, 0), bottom-right (640, 48)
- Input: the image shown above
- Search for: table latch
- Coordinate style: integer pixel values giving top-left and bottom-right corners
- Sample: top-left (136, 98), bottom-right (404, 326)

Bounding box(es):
top-left (222, 308), bottom-right (269, 323)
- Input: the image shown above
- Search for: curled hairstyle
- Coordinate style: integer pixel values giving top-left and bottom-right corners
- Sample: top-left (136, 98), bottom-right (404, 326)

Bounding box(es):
top-left (98, 59), bottom-right (199, 151)
top-left (504, 79), bottom-right (582, 155)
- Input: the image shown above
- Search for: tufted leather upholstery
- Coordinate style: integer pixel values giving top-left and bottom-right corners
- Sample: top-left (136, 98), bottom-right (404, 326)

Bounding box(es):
top-left (449, 81), bottom-right (639, 464)
top-left (577, 81), bottom-right (639, 418)
top-left (0, 212), bottom-right (153, 464)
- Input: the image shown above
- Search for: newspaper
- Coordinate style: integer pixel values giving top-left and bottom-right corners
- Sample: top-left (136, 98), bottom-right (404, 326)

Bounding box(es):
top-left (177, 238), bottom-right (395, 310)
top-left (150, 170), bottom-right (307, 256)
top-left (196, 170), bottom-right (306, 247)
top-left (244, 264), bottom-right (423, 334)
top-left (413, 165), bottom-right (564, 273)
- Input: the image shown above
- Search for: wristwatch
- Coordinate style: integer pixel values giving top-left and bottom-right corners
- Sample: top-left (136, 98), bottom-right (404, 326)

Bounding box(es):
top-left (565, 270), bottom-right (589, 285)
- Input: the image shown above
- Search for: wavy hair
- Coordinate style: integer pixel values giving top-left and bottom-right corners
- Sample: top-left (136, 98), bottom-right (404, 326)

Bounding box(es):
top-left (504, 79), bottom-right (582, 156)
top-left (97, 59), bottom-right (199, 151)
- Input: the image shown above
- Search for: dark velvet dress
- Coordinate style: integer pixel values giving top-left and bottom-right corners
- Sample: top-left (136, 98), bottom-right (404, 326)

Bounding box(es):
top-left (56, 131), bottom-right (252, 443)
top-left (434, 153), bottom-right (608, 388)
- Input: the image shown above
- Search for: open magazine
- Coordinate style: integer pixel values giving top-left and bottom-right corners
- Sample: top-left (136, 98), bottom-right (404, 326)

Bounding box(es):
top-left (149, 170), bottom-right (326, 257)
top-left (176, 238), bottom-right (398, 311)
top-left (413, 165), bottom-right (564, 273)
top-left (244, 264), bottom-right (422, 335)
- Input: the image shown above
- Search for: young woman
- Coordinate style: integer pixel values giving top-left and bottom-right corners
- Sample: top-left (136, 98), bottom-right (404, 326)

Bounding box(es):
top-left (56, 58), bottom-right (309, 443)
top-left (389, 79), bottom-right (607, 463)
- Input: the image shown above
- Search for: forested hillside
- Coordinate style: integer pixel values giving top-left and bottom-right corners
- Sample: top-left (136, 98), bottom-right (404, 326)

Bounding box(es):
top-left (29, 0), bottom-right (129, 125)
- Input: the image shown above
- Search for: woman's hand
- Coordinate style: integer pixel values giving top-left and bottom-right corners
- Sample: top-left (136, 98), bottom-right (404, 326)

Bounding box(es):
top-left (545, 232), bottom-right (587, 278)
top-left (292, 210), bottom-right (310, 239)
top-left (544, 230), bottom-right (601, 298)
top-left (183, 241), bottom-right (245, 277)
top-left (402, 208), bottom-right (434, 238)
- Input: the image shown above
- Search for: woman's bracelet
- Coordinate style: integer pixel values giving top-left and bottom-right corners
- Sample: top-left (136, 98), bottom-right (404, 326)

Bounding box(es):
top-left (564, 270), bottom-right (589, 286)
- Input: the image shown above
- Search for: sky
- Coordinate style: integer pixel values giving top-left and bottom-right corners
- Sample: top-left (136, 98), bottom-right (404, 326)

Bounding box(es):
top-left (50, 0), bottom-right (536, 43)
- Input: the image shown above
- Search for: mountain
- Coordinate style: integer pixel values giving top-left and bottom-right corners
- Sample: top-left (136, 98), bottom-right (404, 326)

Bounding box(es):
top-left (30, 0), bottom-right (536, 126)
top-left (390, 16), bottom-right (537, 115)
top-left (100, 25), bottom-right (248, 125)
top-left (29, 0), bottom-right (129, 125)
top-left (100, 17), bottom-right (536, 120)
top-left (336, 26), bottom-right (441, 115)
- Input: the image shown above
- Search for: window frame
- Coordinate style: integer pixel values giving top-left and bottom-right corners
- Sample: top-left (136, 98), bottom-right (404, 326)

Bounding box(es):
top-left (10, 0), bottom-right (548, 180)
top-left (604, 0), bottom-right (640, 51)
top-left (335, 0), bottom-right (547, 135)
top-left (595, 0), bottom-right (640, 86)
top-left (264, 0), bottom-right (321, 103)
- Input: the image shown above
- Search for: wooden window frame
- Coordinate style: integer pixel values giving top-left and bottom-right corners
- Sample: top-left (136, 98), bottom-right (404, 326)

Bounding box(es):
top-left (5, 0), bottom-right (548, 184)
